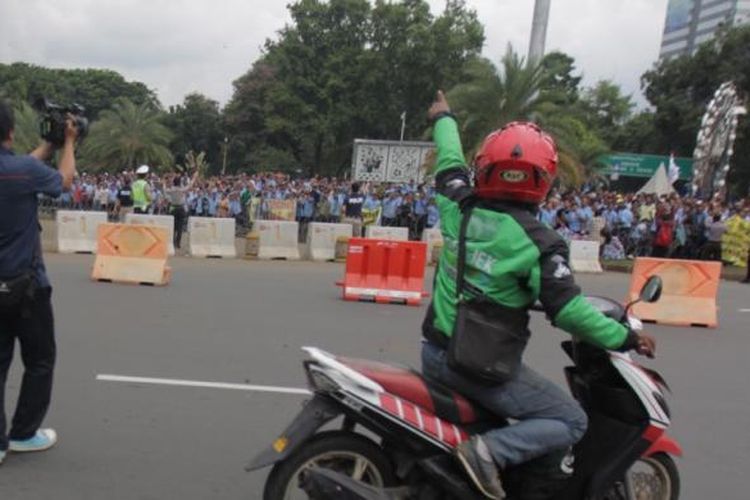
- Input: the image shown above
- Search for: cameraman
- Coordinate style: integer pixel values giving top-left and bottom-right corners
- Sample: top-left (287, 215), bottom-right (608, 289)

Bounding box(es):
top-left (0, 100), bottom-right (77, 465)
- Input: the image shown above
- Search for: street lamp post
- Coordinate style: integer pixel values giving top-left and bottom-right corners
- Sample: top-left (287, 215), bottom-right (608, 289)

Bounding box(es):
top-left (528, 0), bottom-right (551, 65)
top-left (221, 136), bottom-right (229, 175)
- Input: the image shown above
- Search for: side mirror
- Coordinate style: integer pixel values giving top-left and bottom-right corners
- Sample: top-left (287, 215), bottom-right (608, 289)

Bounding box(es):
top-left (639, 276), bottom-right (663, 304)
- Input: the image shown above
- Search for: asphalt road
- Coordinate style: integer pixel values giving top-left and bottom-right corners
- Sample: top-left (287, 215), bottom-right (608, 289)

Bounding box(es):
top-left (0, 254), bottom-right (748, 499)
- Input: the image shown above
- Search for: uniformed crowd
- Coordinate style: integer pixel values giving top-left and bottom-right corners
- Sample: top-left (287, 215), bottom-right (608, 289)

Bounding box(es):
top-left (540, 190), bottom-right (750, 267)
top-left (39, 170), bottom-right (750, 274)
top-left (40, 170), bottom-right (442, 240)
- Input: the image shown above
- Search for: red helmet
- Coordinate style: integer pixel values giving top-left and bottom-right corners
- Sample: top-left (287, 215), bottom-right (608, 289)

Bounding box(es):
top-left (474, 122), bottom-right (558, 204)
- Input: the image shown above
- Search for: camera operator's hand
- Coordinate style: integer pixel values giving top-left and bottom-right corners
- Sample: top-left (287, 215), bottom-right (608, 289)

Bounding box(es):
top-left (56, 113), bottom-right (79, 191)
top-left (64, 114), bottom-right (79, 144)
top-left (428, 90), bottom-right (451, 121)
top-left (635, 333), bottom-right (656, 359)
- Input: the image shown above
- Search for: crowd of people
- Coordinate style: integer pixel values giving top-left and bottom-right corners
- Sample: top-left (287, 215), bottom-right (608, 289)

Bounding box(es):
top-left (541, 190), bottom-right (750, 264)
top-left (39, 169), bottom-right (750, 270)
top-left (39, 170), bottom-right (442, 241)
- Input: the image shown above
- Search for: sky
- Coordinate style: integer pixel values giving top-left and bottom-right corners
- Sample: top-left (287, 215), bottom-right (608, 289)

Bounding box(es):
top-left (0, 0), bottom-right (670, 108)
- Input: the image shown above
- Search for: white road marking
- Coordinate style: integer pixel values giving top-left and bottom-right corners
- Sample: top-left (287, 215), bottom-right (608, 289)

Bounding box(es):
top-left (96, 374), bottom-right (311, 395)
top-left (739, 309), bottom-right (750, 313)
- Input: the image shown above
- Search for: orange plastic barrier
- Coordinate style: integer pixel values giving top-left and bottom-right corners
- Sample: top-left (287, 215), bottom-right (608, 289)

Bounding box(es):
top-left (92, 224), bottom-right (171, 286)
top-left (337, 238), bottom-right (429, 306)
top-left (627, 257), bottom-right (721, 328)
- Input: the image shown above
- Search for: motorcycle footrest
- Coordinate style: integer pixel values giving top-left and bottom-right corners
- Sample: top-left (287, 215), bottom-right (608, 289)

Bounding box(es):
top-left (418, 455), bottom-right (480, 498)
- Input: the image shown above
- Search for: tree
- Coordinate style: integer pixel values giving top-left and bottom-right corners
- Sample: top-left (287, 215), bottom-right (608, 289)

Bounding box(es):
top-left (539, 51), bottom-right (582, 105)
top-left (166, 93), bottom-right (224, 173)
top-left (10, 101), bottom-right (41, 154)
top-left (81, 98), bottom-right (173, 171)
top-left (0, 63), bottom-right (159, 119)
top-left (224, 0), bottom-right (484, 175)
top-left (609, 111), bottom-right (661, 154)
top-left (578, 80), bottom-right (634, 145)
top-left (447, 46), bottom-right (547, 152)
top-left (641, 24), bottom-right (750, 195)
top-left (445, 45), bottom-right (608, 187)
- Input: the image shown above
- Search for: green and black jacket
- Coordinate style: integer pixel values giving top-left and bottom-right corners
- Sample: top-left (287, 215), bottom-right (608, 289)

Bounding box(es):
top-left (422, 116), bottom-right (634, 352)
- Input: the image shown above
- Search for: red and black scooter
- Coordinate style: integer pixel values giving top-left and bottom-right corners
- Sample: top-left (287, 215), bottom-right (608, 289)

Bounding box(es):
top-left (248, 276), bottom-right (682, 499)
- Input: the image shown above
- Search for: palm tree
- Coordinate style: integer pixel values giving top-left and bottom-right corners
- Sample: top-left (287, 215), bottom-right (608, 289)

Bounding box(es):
top-left (535, 102), bottom-right (610, 188)
top-left (447, 45), bottom-right (547, 152)
top-left (446, 45), bottom-right (609, 188)
top-left (82, 98), bottom-right (173, 171)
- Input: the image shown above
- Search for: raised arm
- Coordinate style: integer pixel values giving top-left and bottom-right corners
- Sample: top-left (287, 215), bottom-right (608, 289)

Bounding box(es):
top-left (428, 91), bottom-right (472, 205)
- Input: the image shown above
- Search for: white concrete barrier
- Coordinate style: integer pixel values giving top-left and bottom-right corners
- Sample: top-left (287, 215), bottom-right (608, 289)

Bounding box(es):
top-left (56, 210), bottom-right (108, 253)
top-left (307, 222), bottom-right (353, 261)
top-left (125, 213), bottom-right (175, 255)
top-left (421, 228), bottom-right (444, 261)
top-left (256, 220), bottom-right (300, 260)
top-left (188, 217), bottom-right (237, 258)
top-left (570, 240), bottom-right (603, 273)
top-left (40, 218), bottom-right (58, 253)
top-left (589, 216), bottom-right (606, 244)
top-left (365, 226), bottom-right (409, 241)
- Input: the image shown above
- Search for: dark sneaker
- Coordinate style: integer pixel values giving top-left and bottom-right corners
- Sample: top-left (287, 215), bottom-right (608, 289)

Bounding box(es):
top-left (455, 436), bottom-right (505, 499)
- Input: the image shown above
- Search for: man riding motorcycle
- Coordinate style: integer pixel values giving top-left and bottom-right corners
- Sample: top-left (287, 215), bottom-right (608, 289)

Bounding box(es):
top-left (421, 91), bottom-right (656, 499)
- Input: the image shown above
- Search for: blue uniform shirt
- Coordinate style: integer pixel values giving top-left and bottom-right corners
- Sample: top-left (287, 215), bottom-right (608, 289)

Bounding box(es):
top-left (539, 208), bottom-right (556, 227)
top-left (565, 209), bottom-right (581, 233)
top-left (382, 197), bottom-right (400, 219)
top-left (618, 208), bottom-right (634, 228)
top-left (427, 204), bottom-right (440, 227)
top-left (0, 147), bottom-right (63, 287)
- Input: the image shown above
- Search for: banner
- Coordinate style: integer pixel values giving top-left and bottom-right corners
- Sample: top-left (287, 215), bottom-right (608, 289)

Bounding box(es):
top-left (598, 153), bottom-right (693, 180)
top-left (722, 216), bottom-right (750, 268)
top-left (352, 139), bottom-right (434, 183)
top-left (267, 199), bottom-right (297, 221)
top-left (362, 208), bottom-right (381, 227)
top-left (248, 197), bottom-right (262, 221)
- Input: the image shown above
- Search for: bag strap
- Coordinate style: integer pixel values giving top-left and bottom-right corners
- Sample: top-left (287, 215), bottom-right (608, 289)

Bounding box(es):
top-left (455, 202), bottom-right (475, 300)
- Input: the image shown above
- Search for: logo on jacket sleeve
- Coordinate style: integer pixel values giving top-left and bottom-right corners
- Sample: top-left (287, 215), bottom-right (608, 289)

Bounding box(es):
top-left (551, 254), bottom-right (572, 279)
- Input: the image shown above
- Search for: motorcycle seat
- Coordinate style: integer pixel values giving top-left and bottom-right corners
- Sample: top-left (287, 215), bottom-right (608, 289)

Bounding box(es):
top-left (339, 356), bottom-right (490, 425)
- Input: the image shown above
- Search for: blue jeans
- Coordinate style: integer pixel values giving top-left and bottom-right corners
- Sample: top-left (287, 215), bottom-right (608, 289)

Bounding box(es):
top-left (421, 341), bottom-right (587, 468)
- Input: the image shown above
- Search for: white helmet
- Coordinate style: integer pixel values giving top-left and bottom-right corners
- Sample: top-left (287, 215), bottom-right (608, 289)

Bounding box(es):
top-left (136, 165), bottom-right (150, 175)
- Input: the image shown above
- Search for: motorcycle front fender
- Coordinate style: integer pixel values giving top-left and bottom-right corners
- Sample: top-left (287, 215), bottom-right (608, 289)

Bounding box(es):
top-left (645, 433), bottom-right (683, 458)
top-left (245, 393), bottom-right (342, 471)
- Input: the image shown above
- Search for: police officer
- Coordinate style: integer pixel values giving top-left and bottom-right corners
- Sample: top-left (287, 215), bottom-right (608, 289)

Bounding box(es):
top-left (0, 100), bottom-right (78, 464)
top-left (132, 165), bottom-right (152, 214)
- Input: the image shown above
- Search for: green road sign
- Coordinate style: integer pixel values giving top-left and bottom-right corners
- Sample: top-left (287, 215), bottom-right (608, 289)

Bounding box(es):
top-left (598, 153), bottom-right (693, 180)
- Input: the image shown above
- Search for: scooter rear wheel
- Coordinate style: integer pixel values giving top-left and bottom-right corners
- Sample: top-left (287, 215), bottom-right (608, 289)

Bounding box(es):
top-left (262, 430), bottom-right (397, 500)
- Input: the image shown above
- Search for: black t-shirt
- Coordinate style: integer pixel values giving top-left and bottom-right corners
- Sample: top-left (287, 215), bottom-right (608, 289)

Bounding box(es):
top-left (118, 187), bottom-right (133, 207)
top-left (344, 194), bottom-right (364, 218)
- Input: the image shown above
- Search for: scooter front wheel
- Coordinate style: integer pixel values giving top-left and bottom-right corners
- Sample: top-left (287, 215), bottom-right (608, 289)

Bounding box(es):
top-left (262, 430), bottom-right (397, 500)
top-left (624, 453), bottom-right (680, 500)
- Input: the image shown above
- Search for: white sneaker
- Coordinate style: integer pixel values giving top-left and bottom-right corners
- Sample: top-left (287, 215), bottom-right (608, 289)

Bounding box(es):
top-left (9, 428), bottom-right (58, 453)
top-left (0, 448), bottom-right (6, 465)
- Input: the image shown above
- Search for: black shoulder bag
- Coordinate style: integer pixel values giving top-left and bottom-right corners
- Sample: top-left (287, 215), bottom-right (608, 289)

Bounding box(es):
top-left (0, 237), bottom-right (40, 316)
top-left (447, 204), bottom-right (531, 384)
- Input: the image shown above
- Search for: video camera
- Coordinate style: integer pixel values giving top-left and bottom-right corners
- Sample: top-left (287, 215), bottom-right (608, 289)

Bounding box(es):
top-left (34, 97), bottom-right (89, 148)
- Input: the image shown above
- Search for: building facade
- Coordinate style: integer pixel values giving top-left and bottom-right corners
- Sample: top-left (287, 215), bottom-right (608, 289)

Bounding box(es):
top-left (659, 0), bottom-right (750, 60)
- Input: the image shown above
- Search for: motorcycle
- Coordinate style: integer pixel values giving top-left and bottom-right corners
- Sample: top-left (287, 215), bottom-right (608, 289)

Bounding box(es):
top-left (248, 276), bottom-right (682, 499)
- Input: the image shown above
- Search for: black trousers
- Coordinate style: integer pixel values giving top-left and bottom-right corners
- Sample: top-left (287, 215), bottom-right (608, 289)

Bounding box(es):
top-left (171, 206), bottom-right (187, 249)
top-left (0, 287), bottom-right (56, 451)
